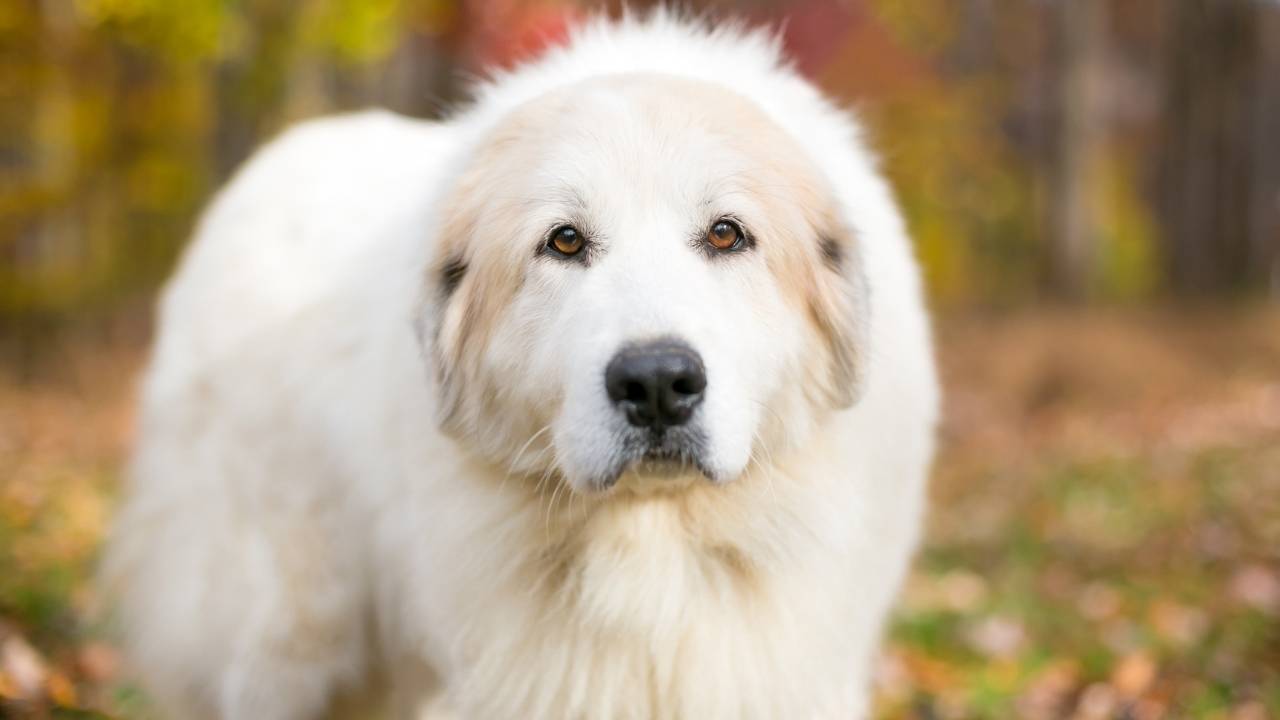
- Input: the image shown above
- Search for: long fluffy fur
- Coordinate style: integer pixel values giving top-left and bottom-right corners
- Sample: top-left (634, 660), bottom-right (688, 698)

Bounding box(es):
top-left (103, 11), bottom-right (939, 720)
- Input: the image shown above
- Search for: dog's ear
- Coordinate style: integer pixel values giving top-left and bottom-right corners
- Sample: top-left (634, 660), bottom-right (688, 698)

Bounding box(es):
top-left (422, 220), bottom-right (475, 434)
top-left (421, 158), bottom-right (495, 435)
top-left (427, 244), bottom-right (473, 430)
top-left (420, 154), bottom-right (525, 435)
top-left (806, 220), bottom-right (870, 409)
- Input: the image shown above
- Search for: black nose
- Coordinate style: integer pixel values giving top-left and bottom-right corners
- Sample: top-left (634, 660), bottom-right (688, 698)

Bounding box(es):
top-left (605, 340), bottom-right (707, 430)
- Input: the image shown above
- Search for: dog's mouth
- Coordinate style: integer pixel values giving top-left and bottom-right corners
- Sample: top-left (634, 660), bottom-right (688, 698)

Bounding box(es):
top-left (598, 428), bottom-right (713, 490)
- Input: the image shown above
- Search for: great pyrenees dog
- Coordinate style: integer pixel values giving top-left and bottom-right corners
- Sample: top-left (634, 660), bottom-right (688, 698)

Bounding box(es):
top-left (105, 12), bottom-right (938, 720)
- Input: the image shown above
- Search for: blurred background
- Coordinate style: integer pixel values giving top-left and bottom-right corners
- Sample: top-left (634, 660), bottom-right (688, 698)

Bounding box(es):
top-left (1, 0), bottom-right (1277, 718)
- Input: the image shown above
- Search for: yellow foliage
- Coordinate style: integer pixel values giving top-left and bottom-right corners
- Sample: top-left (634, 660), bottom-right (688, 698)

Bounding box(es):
top-left (1095, 153), bottom-right (1159, 301)
top-left (74, 0), bottom-right (227, 61)
top-left (305, 0), bottom-right (404, 64)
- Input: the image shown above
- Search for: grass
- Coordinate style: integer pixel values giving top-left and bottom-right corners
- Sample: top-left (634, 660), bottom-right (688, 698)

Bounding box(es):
top-left (875, 307), bottom-right (1280, 719)
top-left (1, 306), bottom-right (1278, 718)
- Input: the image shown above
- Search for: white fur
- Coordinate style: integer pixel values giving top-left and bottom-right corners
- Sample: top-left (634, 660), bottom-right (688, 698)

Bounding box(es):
top-left (105, 12), bottom-right (939, 720)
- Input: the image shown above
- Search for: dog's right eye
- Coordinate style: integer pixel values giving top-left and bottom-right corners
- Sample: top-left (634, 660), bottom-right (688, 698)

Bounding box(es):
top-left (547, 225), bottom-right (585, 257)
top-left (707, 219), bottom-right (745, 252)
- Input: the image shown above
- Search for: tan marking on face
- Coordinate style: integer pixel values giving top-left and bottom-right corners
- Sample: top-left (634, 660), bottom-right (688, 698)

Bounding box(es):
top-left (428, 73), bottom-right (868, 461)
top-left (428, 95), bottom-right (572, 432)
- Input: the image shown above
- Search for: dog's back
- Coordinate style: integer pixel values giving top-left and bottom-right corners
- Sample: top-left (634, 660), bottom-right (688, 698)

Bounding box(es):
top-left (104, 111), bottom-right (456, 718)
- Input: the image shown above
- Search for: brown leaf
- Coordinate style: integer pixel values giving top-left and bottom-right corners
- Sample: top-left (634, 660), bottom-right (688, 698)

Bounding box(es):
top-left (1111, 651), bottom-right (1157, 698)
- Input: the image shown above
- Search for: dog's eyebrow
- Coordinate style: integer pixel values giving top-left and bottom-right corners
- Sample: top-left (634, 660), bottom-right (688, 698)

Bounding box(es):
top-left (819, 236), bottom-right (843, 271)
top-left (550, 185), bottom-right (590, 214)
top-left (439, 255), bottom-right (468, 298)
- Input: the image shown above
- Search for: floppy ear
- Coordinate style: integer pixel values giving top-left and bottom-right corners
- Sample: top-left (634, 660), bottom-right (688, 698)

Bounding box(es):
top-left (419, 151), bottom-right (496, 435)
top-left (427, 245), bottom-right (473, 430)
top-left (807, 221), bottom-right (870, 409)
top-left (418, 109), bottom-right (544, 437)
top-left (418, 153), bottom-right (525, 436)
top-left (422, 219), bottom-right (476, 434)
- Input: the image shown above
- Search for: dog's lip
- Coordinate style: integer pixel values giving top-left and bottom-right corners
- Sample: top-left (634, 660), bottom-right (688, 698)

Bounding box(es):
top-left (589, 426), bottom-right (714, 490)
top-left (639, 445), bottom-right (691, 462)
top-left (596, 452), bottom-right (714, 491)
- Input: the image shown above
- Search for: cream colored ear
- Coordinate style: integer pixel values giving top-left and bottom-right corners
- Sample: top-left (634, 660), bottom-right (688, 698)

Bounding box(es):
top-left (419, 158), bottom-right (529, 437)
top-left (419, 127), bottom-right (532, 436)
top-left (418, 147), bottom-right (491, 434)
top-left (423, 245), bottom-right (472, 433)
top-left (808, 227), bottom-right (870, 409)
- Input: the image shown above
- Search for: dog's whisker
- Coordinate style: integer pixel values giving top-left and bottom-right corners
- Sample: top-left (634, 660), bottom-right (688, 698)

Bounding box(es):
top-left (750, 399), bottom-right (788, 434)
top-left (508, 424), bottom-right (554, 476)
top-left (532, 463), bottom-right (558, 508)
top-left (501, 442), bottom-right (554, 496)
top-left (748, 433), bottom-right (780, 506)
top-left (545, 475), bottom-right (570, 546)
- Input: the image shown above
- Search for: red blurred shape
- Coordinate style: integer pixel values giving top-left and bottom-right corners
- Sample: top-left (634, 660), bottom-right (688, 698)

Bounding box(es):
top-left (465, 0), bottom-right (581, 70)
top-left (776, 0), bottom-right (859, 78)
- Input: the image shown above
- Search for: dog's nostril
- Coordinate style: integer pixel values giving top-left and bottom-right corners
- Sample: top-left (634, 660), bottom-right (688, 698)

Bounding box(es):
top-left (624, 381), bottom-right (648, 403)
top-left (671, 377), bottom-right (697, 396)
top-left (605, 340), bottom-right (707, 430)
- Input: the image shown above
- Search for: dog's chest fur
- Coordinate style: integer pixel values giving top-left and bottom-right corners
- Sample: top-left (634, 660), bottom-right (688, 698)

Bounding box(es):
top-left (411, 475), bottom-right (861, 719)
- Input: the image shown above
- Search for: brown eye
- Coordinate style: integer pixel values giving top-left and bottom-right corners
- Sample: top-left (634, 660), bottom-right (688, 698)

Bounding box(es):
top-left (707, 219), bottom-right (744, 251)
top-left (548, 225), bottom-right (584, 256)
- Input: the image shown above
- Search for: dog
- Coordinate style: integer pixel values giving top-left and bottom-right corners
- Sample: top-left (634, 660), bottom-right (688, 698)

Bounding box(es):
top-left (103, 11), bottom-right (939, 720)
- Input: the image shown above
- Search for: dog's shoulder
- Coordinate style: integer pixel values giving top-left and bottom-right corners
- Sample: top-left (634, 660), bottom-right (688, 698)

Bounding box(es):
top-left (148, 111), bottom-right (453, 395)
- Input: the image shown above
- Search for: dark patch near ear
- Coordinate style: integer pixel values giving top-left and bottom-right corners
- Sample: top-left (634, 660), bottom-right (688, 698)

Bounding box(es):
top-left (438, 255), bottom-right (468, 299)
top-left (819, 236), bottom-right (844, 271)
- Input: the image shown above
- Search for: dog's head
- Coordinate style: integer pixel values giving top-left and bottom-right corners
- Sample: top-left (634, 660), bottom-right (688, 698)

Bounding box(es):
top-left (422, 74), bottom-right (868, 492)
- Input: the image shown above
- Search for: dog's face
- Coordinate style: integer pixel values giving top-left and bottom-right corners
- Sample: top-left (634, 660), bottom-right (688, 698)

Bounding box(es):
top-left (425, 74), bottom-right (868, 492)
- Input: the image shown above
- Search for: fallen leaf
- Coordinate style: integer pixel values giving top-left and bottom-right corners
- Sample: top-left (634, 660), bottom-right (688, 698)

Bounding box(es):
top-left (1111, 651), bottom-right (1157, 697)
top-left (1230, 564), bottom-right (1280, 614)
top-left (965, 615), bottom-right (1026, 660)
top-left (46, 669), bottom-right (77, 706)
top-left (76, 643), bottom-right (120, 684)
top-left (0, 633), bottom-right (48, 700)
top-left (1073, 682), bottom-right (1118, 719)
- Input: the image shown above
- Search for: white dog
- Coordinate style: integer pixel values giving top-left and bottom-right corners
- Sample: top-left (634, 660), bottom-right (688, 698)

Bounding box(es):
top-left (104, 12), bottom-right (938, 720)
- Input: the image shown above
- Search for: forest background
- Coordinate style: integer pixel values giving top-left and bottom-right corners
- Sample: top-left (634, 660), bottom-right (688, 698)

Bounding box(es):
top-left (1, 1), bottom-right (1278, 718)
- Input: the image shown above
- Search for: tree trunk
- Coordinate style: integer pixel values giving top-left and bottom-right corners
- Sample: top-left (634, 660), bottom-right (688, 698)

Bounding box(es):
top-left (1158, 0), bottom-right (1274, 296)
top-left (1251, 8), bottom-right (1280, 298)
top-left (1048, 0), bottom-right (1105, 299)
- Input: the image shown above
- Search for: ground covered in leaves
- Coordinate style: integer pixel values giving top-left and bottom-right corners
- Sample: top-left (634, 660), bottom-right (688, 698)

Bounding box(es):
top-left (2, 307), bottom-right (1278, 719)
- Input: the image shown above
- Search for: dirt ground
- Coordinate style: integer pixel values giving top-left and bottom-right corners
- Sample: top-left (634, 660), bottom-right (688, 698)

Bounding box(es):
top-left (2, 306), bottom-right (1278, 719)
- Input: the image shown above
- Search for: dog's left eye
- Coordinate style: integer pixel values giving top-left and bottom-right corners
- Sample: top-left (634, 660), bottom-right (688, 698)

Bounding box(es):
top-left (546, 225), bottom-right (585, 257)
top-left (706, 219), bottom-right (745, 252)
